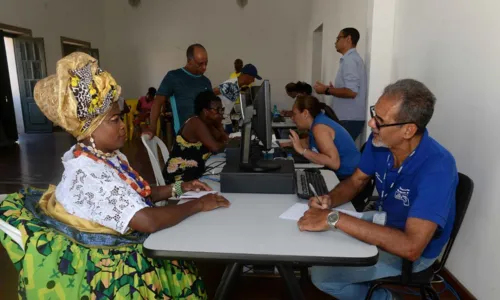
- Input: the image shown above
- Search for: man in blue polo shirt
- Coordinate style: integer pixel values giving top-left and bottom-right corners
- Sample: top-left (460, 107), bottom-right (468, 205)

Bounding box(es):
top-left (298, 79), bottom-right (457, 300)
top-left (146, 44), bottom-right (212, 136)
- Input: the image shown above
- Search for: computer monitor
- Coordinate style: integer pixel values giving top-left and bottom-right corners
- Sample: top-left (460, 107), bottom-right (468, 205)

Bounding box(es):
top-left (237, 80), bottom-right (281, 172)
top-left (251, 80), bottom-right (273, 150)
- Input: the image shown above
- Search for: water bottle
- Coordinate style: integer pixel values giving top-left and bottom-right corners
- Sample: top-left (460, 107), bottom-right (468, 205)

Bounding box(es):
top-left (273, 105), bottom-right (279, 117)
top-left (286, 153), bottom-right (294, 162)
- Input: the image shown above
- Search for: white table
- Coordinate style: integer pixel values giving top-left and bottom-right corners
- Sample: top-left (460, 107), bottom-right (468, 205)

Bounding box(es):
top-left (144, 170), bottom-right (378, 299)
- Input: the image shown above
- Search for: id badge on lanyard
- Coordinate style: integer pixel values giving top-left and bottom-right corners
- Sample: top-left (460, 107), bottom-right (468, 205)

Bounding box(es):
top-left (378, 151), bottom-right (415, 212)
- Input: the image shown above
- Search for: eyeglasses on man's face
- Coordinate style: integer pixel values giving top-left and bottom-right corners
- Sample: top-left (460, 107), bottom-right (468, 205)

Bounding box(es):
top-left (369, 105), bottom-right (416, 130)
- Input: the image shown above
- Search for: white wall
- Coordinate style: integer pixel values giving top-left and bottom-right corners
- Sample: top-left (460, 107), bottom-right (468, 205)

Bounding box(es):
top-left (363, 0), bottom-right (396, 129)
top-left (101, 0), bottom-right (308, 109)
top-left (296, 0), bottom-right (368, 107)
top-left (0, 0), bottom-right (105, 74)
top-left (388, 0), bottom-right (499, 298)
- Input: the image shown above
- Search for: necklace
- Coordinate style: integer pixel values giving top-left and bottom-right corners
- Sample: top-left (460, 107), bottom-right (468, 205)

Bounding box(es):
top-left (74, 145), bottom-right (152, 200)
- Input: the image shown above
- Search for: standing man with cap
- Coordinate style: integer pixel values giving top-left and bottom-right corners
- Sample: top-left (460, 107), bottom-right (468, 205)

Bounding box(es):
top-left (314, 27), bottom-right (367, 141)
top-left (214, 64), bottom-right (262, 133)
top-left (146, 43), bottom-right (211, 137)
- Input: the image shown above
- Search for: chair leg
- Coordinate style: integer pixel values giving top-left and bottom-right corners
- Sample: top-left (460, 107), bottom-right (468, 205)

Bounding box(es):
top-left (365, 283), bottom-right (381, 300)
top-left (425, 285), bottom-right (440, 300)
top-left (420, 285), bottom-right (427, 299)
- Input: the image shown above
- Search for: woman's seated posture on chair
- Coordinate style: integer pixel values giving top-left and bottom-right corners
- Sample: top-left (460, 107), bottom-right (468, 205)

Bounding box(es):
top-left (285, 95), bottom-right (360, 180)
top-left (134, 87), bottom-right (156, 125)
top-left (163, 91), bottom-right (228, 183)
top-left (0, 52), bottom-right (230, 300)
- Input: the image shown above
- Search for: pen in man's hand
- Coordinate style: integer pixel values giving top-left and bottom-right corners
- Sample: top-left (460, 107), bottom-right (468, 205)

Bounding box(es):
top-left (308, 183), bottom-right (321, 206)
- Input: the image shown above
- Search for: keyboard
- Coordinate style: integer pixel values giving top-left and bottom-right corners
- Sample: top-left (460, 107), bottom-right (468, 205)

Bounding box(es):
top-left (295, 169), bottom-right (329, 199)
top-left (274, 147), bottom-right (310, 164)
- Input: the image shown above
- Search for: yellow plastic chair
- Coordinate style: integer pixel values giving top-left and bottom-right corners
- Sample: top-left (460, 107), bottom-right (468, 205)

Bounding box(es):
top-left (125, 99), bottom-right (138, 140)
top-left (124, 98), bottom-right (160, 140)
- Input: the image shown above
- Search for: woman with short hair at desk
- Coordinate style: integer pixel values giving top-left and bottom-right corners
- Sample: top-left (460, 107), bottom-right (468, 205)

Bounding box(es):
top-left (281, 81), bottom-right (313, 117)
top-left (286, 95), bottom-right (360, 180)
top-left (164, 90), bottom-right (228, 183)
top-left (0, 52), bottom-right (230, 299)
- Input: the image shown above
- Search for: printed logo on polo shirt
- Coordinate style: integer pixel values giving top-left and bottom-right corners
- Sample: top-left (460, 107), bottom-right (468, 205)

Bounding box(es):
top-left (394, 187), bottom-right (410, 206)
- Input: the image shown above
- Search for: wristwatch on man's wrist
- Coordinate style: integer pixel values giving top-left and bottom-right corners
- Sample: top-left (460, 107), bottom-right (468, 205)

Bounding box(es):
top-left (327, 210), bottom-right (340, 229)
top-left (325, 87), bottom-right (330, 95)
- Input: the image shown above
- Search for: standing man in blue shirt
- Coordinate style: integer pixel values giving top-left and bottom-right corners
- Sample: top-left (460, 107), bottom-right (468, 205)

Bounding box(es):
top-left (299, 79), bottom-right (457, 300)
top-left (146, 44), bottom-right (212, 136)
top-left (314, 27), bottom-right (367, 141)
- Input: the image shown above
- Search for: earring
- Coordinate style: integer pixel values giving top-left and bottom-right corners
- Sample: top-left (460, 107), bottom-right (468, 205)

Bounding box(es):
top-left (90, 136), bottom-right (97, 149)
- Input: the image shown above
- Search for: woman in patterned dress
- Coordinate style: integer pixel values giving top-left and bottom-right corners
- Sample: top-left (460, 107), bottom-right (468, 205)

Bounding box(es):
top-left (163, 91), bottom-right (228, 183)
top-left (0, 52), bottom-right (230, 300)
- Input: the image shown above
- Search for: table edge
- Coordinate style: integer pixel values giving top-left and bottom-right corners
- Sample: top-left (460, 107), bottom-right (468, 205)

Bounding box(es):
top-left (143, 248), bottom-right (379, 267)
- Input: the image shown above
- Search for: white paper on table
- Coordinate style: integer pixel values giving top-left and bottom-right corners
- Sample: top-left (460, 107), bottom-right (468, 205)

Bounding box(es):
top-left (180, 191), bottom-right (218, 199)
top-left (279, 203), bottom-right (363, 221)
top-left (229, 132), bottom-right (241, 138)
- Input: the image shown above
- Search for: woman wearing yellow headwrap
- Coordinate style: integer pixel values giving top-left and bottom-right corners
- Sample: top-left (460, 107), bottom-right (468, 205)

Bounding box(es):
top-left (0, 52), bottom-right (230, 300)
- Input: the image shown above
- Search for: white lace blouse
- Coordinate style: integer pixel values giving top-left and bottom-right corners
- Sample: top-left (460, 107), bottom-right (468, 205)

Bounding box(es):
top-left (55, 146), bottom-right (149, 234)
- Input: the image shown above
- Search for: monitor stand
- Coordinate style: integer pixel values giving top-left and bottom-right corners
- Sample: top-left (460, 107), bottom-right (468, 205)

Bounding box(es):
top-left (239, 120), bottom-right (281, 172)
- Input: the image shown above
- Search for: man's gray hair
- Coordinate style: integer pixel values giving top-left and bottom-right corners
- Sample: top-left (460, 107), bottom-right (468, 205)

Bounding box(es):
top-left (383, 79), bottom-right (436, 132)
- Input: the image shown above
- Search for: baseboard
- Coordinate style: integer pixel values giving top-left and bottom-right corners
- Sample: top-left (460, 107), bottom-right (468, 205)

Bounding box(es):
top-left (440, 267), bottom-right (477, 300)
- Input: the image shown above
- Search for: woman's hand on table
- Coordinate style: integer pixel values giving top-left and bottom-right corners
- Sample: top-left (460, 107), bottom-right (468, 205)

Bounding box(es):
top-left (181, 180), bottom-right (212, 192)
top-left (199, 194), bottom-right (231, 212)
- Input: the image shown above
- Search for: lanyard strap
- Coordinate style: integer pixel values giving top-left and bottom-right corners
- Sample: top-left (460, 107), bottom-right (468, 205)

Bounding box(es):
top-left (378, 151), bottom-right (416, 211)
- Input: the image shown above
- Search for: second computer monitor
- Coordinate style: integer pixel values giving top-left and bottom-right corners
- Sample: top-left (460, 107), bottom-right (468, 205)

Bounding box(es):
top-left (252, 80), bottom-right (273, 150)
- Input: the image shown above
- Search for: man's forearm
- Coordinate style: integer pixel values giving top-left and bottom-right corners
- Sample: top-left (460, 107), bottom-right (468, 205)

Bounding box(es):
top-left (330, 87), bottom-right (357, 99)
top-left (329, 176), bottom-right (367, 207)
top-left (336, 214), bottom-right (419, 261)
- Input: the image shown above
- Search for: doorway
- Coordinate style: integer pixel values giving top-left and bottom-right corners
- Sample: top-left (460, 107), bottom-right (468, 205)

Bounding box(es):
top-left (0, 31), bottom-right (17, 146)
top-left (0, 24), bottom-right (51, 137)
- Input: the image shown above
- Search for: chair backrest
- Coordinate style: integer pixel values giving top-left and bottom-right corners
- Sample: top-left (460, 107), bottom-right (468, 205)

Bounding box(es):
top-left (141, 135), bottom-right (170, 186)
top-left (0, 195), bottom-right (24, 250)
top-left (352, 142), bottom-right (376, 211)
top-left (436, 172), bottom-right (474, 273)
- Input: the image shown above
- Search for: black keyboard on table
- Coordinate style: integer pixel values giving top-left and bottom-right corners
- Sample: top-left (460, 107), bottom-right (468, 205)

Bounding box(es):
top-left (273, 147), bottom-right (310, 164)
top-left (295, 169), bottom-right (329, 199)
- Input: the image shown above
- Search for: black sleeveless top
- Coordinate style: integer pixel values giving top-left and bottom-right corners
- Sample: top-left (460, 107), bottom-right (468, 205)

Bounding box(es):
top-left (162, 117), bottom-right (212, 183)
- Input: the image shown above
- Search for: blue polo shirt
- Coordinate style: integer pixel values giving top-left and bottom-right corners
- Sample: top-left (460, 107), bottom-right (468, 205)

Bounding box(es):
top-left (358, 130), bottom-right (457, 259)
top-left (309, 113), bottom-right (360, 178)
top-left (157, 68), bottom-right (212, 133)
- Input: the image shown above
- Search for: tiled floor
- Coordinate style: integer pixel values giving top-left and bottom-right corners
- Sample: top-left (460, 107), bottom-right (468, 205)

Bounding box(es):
top-left (0, 133), bottom-right (461, 299)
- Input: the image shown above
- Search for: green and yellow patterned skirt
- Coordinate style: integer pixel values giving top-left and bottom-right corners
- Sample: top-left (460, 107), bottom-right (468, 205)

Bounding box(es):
top-left (0, 190), bottom-right (207, 299)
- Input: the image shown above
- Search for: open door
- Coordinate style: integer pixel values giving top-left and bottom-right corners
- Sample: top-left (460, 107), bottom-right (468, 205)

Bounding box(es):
top-left (0, 31), bottom-right (18, 145)
top-left (14, 37), bottom-right (52, 133)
